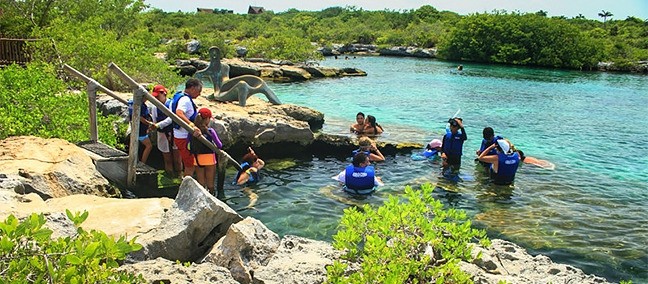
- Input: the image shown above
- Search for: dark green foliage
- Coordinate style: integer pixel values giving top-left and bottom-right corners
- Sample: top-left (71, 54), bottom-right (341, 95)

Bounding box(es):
top-left (327, 184), bottom-right (490, 283)
top-left (0, 211), bottom-right (144, 283)
top-left (440, 13), bottom-right (605, 68)
top-left (0, 63), bottom-right (125, 146)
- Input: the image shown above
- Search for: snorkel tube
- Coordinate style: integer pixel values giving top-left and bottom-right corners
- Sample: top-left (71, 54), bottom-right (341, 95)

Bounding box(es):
top-left (446, 109), bottom-right (462, 134)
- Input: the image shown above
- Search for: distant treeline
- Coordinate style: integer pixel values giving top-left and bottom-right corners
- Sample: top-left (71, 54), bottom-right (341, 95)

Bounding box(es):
top-left (1, 1), bottom-right (646, 87)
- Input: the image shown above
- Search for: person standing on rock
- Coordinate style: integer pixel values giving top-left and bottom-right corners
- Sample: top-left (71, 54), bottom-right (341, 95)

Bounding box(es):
top-left (171, 78), bottom-right (203, 178)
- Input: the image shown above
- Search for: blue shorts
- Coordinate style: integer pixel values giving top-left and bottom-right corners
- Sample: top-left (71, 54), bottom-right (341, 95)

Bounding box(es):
top-left (138, 135), bottom-right (149, 142)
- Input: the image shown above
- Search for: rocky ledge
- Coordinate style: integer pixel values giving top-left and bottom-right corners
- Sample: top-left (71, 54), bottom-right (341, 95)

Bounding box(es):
top-left (97, 91), bottom-right (421, 158)
top-left (0, 170), bottom-right (612, 284)
top-left (175, 57), bottom-right (367, 82)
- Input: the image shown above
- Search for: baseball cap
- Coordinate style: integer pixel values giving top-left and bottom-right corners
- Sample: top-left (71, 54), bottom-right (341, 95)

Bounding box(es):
top-left (152, 84), bottom-right (168, 97)
top-left (198, 108), bottom-right (212, 119)
top-left (428, 139), bottom-right (442, 149)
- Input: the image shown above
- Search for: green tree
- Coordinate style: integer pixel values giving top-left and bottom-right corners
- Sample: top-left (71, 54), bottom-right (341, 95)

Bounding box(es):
top-left (598, 10), bottom-right (613, 25)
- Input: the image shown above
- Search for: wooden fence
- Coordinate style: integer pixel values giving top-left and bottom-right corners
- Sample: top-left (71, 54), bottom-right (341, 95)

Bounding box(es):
top-left (0, 38), bottom-right (39, 65)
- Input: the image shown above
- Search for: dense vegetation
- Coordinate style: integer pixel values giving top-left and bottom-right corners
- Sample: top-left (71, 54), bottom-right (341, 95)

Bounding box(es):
top-left (327, 184), bottom-right (490, 283)
top-left (0, 64), bottom-right (125, 146)
top-left (0, 211), bottom-right (143, 283)
top-left (1, 1), bottom-right (646, 79)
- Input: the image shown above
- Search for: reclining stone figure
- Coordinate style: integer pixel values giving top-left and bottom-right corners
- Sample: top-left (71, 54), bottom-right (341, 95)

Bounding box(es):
top-left (195, 46), bottom-right (281, 107)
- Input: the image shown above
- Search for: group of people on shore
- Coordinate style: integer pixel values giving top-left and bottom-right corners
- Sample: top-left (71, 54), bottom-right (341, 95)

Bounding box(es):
top-left (337, 114), bottom-right (553, 195)
top-left (129, 78), bottom-right (263, 196)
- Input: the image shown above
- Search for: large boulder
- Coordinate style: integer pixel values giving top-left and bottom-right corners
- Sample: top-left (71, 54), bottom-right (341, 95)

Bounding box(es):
top-left (199, 96), bottom-right (321, 148)
top-left (459, 239), bottom-right (612, 284)
top-left (254, 235), bottom-right (340, 284)
top-left (130, 177), bottom-right (243, 262)
top-left (120, 257), bottom-right (238, 284)
top-left (201, 217), bottom-right (281, 284)
top-left (0, 136), bottom-right (116, 199)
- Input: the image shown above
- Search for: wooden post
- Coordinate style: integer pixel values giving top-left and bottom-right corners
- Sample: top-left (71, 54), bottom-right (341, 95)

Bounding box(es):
top-left (87, 81), bottom-right (98, 143)
top-left (216, 151), bottom-right (227, 200)
top-left (107, 62), bottom-right (242, 195)
top-left (126, 89), bottom-right (144, 188)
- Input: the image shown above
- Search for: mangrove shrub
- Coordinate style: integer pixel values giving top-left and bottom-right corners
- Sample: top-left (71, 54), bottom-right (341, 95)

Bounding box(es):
top-left (327, 184), bottom-right (490, 283)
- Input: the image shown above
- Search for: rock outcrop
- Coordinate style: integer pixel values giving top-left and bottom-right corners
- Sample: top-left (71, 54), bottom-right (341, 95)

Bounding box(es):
top-left (378, 46), bottom-right (437, 58)
top-left (119, 258), bottom-right (239, 284)
top-left (0, 136), bottom-right (117, 199)
top-left (174, 57), bottom-right (367, 82)
top-left (460, 239), bottom-right (611, 284)
top-left (130, 177), bottom-right (243, 262)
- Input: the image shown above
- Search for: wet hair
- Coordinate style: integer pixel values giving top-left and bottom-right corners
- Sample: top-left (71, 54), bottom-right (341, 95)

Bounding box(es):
top-left (185, 78), bottom-right (203, 90)
top-left (352, 152), bottom-right (368, 167)
top-left (483, 127), bottom-right (494, 140)
top-left (367, 115), bottom-right (380, 134)
top-left (517, 150), bottom-right (526, 161)
top-left (242, 152), bottom-right (258, 165)
top-left (358, 136), bottom-right (372, 147)
top-left (356, 112), bottom-right (365, 119)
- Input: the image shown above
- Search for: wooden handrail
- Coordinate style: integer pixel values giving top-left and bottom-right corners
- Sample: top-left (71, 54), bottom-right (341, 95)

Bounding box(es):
top-left (63, 64), bottom-right (128, 105)
top-left (106, 62), bottom-right (241, 173)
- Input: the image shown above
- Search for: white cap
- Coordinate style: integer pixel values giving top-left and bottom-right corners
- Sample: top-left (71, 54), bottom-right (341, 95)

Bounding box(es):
top-left (428, 139), bottom-right (442, 149)
top-left (497, 139), bottom-right (511, 154)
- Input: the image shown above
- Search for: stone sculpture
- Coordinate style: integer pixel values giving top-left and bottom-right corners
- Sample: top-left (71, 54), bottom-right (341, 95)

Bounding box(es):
top-left (195, 47), bottom-right (281, 107)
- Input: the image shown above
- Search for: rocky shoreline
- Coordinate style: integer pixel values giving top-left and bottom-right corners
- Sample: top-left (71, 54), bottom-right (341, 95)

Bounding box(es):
top-left (0, 166), bottom-right (612, 284)
top-left (0, 93), bottom-right (615, 283)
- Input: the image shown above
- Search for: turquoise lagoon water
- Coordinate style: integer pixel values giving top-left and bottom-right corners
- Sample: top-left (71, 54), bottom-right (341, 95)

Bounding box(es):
top-left (224, 56), bottom-right (648, 282)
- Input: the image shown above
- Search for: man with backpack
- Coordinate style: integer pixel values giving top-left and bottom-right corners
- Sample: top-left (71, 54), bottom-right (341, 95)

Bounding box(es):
top-left (171, 78), bottom-right (203, 178)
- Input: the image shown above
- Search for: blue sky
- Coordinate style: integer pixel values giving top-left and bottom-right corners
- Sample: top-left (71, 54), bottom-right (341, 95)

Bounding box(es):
top-left (144, 0), bottom-right (648, 20)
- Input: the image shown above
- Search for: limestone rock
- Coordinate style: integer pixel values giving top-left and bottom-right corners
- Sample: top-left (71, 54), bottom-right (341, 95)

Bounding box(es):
top-left (0, 136), bottom-right (116, 199)
top-left (280, 66), bottom-right (312, 81)
top-left (459, 239), bottom-right (612, 284)
top-left (131, 177), bottom-right (243, 262)
top-left (201, 217), bottom-right (280, 284)
top-left (120, 257), bottom-right (238, 284)
top-left (254, 235), bottom-right (340, 284)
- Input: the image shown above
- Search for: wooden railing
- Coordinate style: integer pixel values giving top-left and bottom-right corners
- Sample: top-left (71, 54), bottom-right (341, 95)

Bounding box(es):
top-left (0, 38), bottom-right (39, 65)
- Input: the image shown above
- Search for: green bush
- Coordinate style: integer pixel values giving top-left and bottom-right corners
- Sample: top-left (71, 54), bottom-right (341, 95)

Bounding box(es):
top-left (0, 63), bottom-right (124, 146)
top-left (0, 210), bottom-right (143, 283)
top-left (327, 184), bottom-right (490, 283)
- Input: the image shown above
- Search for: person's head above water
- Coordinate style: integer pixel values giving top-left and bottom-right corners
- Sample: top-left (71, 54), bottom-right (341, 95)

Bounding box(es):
top-left (352, 152), bottom-right (370, 167)
top-left (356, 112), bottom-right (365, 125)
top-left (427, 138), bottom-right (442, 150)
top-left (366, 115), bottom-right (377, 127)
top-left (483, 127), bottom-right (494, 140)
top-left (496, 139), bottom-right (513, 154)
top-left (358, 136), bottom-right (372, 150)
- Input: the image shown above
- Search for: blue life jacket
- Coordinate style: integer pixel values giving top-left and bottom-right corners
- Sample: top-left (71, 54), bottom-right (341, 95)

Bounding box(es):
top-left (156, 99), bottom-right (174, 133)
top-left (343, 165), bottom-right (375, 194)
top-left (479, 135), bottom-right (504, 156)
top-left (127, 99), bottom-right (151, 137)
top-left (171, 91), bottom-right (197, 129)
top-left (351, 149), bottom-right (371, 157)
top-left (233, 162), bottom-right (260, 185)
top-left (442, 131), bottom-right (465, 157)
top-left (491, 151), bottom-right (520, 185)
top-left (423, 149), bottom-right (438, 158)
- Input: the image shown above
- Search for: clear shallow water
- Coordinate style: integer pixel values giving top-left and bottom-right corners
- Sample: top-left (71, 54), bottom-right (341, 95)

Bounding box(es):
top-left (226, 56), bottom-right (648, 282)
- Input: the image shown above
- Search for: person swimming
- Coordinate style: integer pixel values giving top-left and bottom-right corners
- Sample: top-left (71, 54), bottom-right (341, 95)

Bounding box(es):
top-left (478, 139), bottom-right (521, 185)
top-left (516, 149), bottom-right (555, 170)
top-left (353, 136), bottom-right (385, 162)
top-left (333, 152), bottom-right (384, 195)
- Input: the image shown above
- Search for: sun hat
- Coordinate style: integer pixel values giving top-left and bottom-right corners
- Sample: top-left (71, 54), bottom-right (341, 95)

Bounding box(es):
top-left (198, 108), bottom-right (212, 119)
top-left (497, 139), bottom-right (511, 154)
top-left (152, 84), bottom-right (168, 97)
top-left (428, 139), bottom-right (442, 149)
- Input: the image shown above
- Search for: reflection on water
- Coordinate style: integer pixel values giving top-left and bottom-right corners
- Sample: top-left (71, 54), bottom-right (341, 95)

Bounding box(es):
top-left (227, 56), bottom-right (648, 282)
